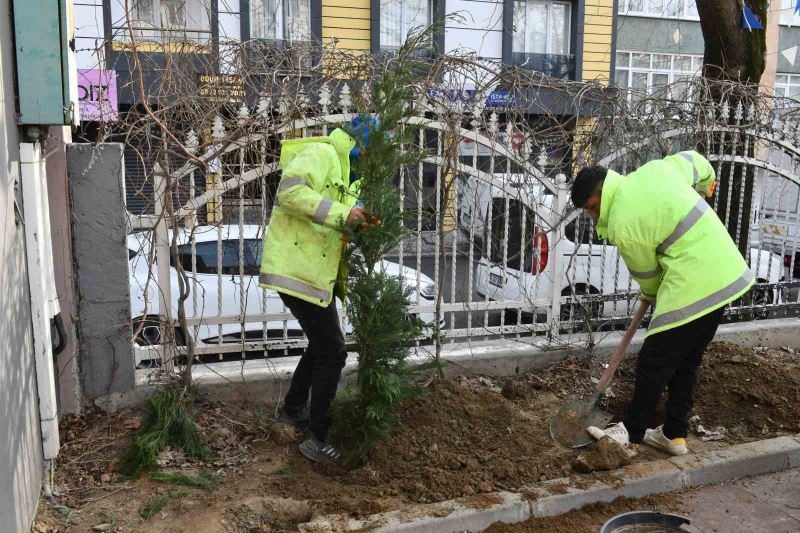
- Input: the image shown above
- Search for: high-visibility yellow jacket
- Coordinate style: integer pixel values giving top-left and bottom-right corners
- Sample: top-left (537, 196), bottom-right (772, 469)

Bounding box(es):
top-left (596, 151), bottom-right (754, 336)
top-left (259, 128), bottom-right (358, 307)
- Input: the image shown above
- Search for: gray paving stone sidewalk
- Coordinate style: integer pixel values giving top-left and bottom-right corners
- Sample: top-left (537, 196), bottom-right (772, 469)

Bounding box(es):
top-left (677, 468), bottom-right (800, 533)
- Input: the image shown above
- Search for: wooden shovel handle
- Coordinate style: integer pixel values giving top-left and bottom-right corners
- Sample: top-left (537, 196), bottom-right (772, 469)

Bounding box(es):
top-left (595, 300), bottom-right (650, 393)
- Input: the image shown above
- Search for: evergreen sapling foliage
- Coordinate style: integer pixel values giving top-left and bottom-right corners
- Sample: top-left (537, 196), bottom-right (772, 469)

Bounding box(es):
top-left (330, 28), bottom-right (438, 465)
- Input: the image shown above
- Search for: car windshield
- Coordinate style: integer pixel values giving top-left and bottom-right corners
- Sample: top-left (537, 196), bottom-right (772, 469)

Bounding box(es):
top-left (173, 239), bottom-right (263, 276)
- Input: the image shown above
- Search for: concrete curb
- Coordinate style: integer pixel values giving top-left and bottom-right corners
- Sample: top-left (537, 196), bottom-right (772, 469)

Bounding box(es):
top-left (299, 436), bottom-right (800, 532)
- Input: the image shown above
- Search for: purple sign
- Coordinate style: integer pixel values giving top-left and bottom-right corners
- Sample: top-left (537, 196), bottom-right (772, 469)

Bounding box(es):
top-left (78, 69), bottom-right (118, 122)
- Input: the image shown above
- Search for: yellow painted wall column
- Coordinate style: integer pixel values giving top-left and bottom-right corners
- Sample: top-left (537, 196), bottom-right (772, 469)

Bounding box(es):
top-left (572, 0), bottom-right (616, 167)
top-left (322, 0), bottom-right (371, 52)
top-left (581, 0), bottom-right (614, 84)
top-left (576, 0), bottom-right (614, 169)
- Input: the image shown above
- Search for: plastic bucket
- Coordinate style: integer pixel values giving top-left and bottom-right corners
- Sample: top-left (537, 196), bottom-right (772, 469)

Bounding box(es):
top-left (600, 511), bottom-right (693, 533)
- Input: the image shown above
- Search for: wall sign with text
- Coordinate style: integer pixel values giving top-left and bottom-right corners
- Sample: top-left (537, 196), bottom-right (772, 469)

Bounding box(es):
top-left (78, 69), bottom-right (118, 122)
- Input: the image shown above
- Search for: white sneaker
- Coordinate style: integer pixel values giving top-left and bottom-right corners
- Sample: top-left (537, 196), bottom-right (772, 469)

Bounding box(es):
top-left (643, 425), bottom-right (689, 456)
top-left (586, 421), bottom-right (630, 446)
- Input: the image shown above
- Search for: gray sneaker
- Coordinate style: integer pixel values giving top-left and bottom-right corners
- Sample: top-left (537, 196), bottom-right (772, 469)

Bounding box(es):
top-left (298, 436), bottom-right (343, 464)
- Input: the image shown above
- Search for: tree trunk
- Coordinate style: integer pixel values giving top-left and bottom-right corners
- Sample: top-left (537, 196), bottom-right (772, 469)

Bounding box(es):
top-left (697, 0), bottom-right (768, 256)
top-left (697, 0), bottom-right (767, 83)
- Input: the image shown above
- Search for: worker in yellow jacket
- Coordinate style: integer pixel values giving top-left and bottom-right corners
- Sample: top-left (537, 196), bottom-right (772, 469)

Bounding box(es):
top-left (571, 151), bottom-right (753, 456)
top-left (259, 117), bottom-right (376, 463)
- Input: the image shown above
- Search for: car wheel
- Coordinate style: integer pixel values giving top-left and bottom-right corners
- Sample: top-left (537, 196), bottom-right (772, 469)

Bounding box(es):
top-left (133, 316), bottom-right (186, 346)
top-left (735, 281), bottom-right (773, 319)
top-left (559, 286), bottom-right (601, 327)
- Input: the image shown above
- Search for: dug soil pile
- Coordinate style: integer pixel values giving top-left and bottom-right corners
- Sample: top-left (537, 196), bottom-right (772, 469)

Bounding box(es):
top-left (36, 342), bottom-right (800, 532)
top-left (271, 342), bottom-right (800, 514)
top-left (607, 342), bottom-right (800, 440)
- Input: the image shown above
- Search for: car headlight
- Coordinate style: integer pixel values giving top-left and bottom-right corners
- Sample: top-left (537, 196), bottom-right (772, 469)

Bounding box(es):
top-left (420, 282), bottom-right (436, 300)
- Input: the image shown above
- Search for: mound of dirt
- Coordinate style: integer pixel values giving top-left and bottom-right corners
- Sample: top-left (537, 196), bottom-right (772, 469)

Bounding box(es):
top-left (269, 342), bottom-right (800, 513)
top-left (693, 342), bottom-right (800, 438)
top-left (573, 437), bottom-right (636, 473)
top-left (342, 379), bottom-right (579, 504)
top-left (606, 342), bottom-right (800, 440)
top-left (37, 341), bottom-right (800, 531)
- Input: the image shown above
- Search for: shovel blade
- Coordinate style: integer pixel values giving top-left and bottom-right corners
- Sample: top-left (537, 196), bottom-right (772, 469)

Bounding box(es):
top-left (550, 398), bottom-right (614, 448)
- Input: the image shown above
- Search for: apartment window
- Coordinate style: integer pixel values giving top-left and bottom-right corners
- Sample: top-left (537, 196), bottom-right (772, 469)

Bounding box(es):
top-left (615, 51), bottom-right (702, 101)
top-left (618, 0), bottom-right (698, 19)
top-left (513, 0), bottom-right (571, 55)
top-left (380, 0), bottom-right (433, 50)
top-left (122, 0), bottom-right (211, 41)
top-left (779, 0), bottom-right (800, 25)
top-left (775, 74), bottom-right (800, 106)
top-left (510, 0), bottom-right (574, 78)
top-left (250, 0), bottom-right (312, 40)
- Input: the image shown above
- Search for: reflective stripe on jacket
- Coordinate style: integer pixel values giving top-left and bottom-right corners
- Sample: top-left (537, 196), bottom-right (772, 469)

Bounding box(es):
top-left (595, 151), bottom-right (754, 337)
top-left (259, 128), bottom-right (358, 307)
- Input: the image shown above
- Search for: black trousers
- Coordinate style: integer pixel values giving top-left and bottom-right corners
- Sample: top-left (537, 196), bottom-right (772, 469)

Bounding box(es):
top-left (623, 307), bottom-right (725, 444)
top-left (280, 292), bottom-right (347, 442)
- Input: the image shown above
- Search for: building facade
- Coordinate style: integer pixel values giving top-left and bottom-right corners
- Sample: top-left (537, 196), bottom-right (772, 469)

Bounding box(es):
top-left (73, 0), bottom-right (618, 221)
top-left (1, 0), bottom-right (78, 528)
top-left (73, 0), bottom-right (618, 107)
top-left (615, 0), bottom-right (800, 100)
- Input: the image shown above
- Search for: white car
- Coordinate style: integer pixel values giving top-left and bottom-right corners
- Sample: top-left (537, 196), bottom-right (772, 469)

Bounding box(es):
top-left (128, 225), bottom-right (440, 354)
top-left (473, 187), bottom-right (784, 321)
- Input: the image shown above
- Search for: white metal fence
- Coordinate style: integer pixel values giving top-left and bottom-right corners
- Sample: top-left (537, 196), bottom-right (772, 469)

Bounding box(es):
top-left (124, 84), bottom-right (800, 368)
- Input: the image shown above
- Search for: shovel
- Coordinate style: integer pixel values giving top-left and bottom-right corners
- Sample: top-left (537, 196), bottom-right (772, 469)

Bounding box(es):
top-left (549, 300), bottom-right (650, 448)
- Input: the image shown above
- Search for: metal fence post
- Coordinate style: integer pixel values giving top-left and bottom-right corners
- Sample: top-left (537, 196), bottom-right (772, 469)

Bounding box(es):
top-left (548, 174), bottom-right (568, 339)
top-left (153, 162), bottom-right (175, 371)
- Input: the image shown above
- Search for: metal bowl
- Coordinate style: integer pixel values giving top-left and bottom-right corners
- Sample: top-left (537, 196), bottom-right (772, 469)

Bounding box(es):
top-left (600, 511), bottom-right (695, 533)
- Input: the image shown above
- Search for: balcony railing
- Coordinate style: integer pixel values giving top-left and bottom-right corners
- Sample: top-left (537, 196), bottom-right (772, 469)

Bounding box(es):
top-left (242, 39), bottom-right (319, 73)
top-left (510, 52), bottom-right (576, 80)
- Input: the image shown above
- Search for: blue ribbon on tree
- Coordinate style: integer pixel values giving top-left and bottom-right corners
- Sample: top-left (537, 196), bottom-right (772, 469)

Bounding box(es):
top-left (741, 3), bottom-right (764, 30)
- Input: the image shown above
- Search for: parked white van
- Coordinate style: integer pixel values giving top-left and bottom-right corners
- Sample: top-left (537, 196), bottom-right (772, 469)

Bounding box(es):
top-left (472, 185), bottom-right (784, 322)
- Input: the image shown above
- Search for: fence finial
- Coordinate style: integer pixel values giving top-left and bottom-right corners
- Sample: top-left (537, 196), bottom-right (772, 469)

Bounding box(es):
top-left (185, 129), bottom-right (198, 154)
top-left (734, 101), bottom-right (744, 122)
top-left (238, 102), bottom-right (250, 128)
top-left (537, 147), bottom-right (548, 170)
top-left (212, 115), bottom-right (226, 141)
top-left (746, 103), bottom-right (756, 122)
top-left (297, 84), bottom-right (309, 109)
top-left (319, 85), bottom-right (331, 114)
top-left (339, 83), bottom-right (352, 112)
